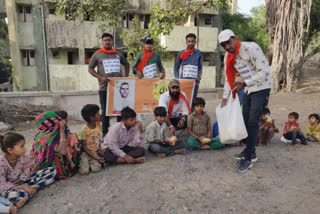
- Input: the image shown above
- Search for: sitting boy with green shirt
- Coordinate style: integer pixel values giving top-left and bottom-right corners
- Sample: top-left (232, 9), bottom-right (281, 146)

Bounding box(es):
top-left (187, 97), bottom-right (225, 150)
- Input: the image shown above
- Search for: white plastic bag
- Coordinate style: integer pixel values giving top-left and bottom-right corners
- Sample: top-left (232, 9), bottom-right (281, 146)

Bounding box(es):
top-left (216, 94), bottom-right (248, 144)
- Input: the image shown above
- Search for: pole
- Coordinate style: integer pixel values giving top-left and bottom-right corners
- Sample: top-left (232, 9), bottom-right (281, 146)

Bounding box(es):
top-left (40, 0), bottom-right (50, 91)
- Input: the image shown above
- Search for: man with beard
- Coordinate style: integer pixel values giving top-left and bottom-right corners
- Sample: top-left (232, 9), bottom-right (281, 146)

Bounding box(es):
top-left (158, 79), bottom-right (191, 134)
top-left (174, 33), bottom-right (202, 110)
top-left (219, 29), bottom-right (272, 173)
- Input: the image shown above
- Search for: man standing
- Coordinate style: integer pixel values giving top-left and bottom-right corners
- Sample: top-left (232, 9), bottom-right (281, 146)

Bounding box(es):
top-left (88, 33), bottom-right (130, 136)
top-left (132, 37), bottom-right (166, 79)
top-left (158, 79), bottom-right (191, 134)
top-left (174, 33), bottom-right (202, 107)
top-left (219, 29), bottom-right (272, 173)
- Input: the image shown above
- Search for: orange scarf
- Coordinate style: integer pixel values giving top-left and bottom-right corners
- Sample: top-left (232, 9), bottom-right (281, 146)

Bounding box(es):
top-left (180, 47), bottom-right (195, 61)
top-left (168, 93), bottom-right (191, 118)
top-left (87, 48), bottom-right (117, 62)
top-left (226, 40), bottom-right (241, 99)
top-left (137, 48), bottom-right (153, 72)
top-left (97, 48), bottom-right (117, 54)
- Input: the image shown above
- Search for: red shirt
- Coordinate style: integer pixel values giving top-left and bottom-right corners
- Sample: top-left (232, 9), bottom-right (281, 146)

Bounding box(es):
top-left (282, 122), bottom-right (299, 135)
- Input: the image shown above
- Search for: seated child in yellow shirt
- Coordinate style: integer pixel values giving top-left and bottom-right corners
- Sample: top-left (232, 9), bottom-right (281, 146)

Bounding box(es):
top-left (305, 113), bottom-right (320, 142)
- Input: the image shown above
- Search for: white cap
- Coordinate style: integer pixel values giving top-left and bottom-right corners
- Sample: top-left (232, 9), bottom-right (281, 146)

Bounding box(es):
top-left (218, 29), bottom-right (235, 43)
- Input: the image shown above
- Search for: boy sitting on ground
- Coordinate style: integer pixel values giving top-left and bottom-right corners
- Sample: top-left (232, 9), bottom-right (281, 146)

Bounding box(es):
top-left (282, 112), bottom-right (307, 145)
top-left (100, 107), bottom-right (145, 164)
top-left (257, 107), bottom-right (279, 145)
top-left (79, 104), bottom-right (104, 174)
top-left (305, 113), bottom-right (320, 142)
top-left (187, 97), bottom-right (225, 150)
top-left (146, 107), bottom-right (185, 158)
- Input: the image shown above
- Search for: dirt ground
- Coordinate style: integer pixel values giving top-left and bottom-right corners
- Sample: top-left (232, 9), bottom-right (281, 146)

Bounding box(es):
top-left (1, 64), bottom-right (320, 213)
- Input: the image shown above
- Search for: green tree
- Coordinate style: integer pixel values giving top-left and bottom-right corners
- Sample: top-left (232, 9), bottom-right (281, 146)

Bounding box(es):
top-left (0, 18), bottom-right (12, 76)
top-left (219, 5), bottom-right (268, 53)
top-left (56, 0), bottom-right (229, 63)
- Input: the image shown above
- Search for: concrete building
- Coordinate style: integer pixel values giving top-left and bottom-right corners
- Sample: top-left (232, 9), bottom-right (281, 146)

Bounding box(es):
top-left (6, 0), bottom-right (236, 92)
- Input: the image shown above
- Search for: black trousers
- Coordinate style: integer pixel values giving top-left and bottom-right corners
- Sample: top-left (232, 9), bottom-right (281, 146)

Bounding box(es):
top-left (242, 89), bottom-right (270, 161)
top-left (99, 91), bottom-right (121, 136)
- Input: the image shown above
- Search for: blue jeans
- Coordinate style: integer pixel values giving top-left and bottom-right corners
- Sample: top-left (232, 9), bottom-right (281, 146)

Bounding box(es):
top-left (283, 131), bottom-right (307, 144)
top-left (242, 89), bottom-right (270, 161)
top-left (148, 141), bottom-right (185, 156)
top-left (237, 88), bottom-right (245, 106)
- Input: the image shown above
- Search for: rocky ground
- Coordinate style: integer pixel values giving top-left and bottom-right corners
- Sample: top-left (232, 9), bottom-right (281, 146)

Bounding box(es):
top-left (1, 59), bottom-right (320, 213)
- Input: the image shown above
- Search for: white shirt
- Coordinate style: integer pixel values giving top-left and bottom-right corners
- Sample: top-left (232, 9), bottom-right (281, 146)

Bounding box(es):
top-left (223, 42), bottom-right (272, 99)
top-left (158, 91), bottom-right (190, 118)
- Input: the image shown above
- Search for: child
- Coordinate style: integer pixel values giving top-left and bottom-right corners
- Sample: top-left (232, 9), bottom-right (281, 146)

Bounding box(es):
top-left (0, 133), bottom-right (56, 209)
top-left (305, 113), bottom-right (320, 142)
top-left (282, 112), bottom-right (307, 145)
top-left (187, 97), bottom-right (225, 150)
top-left (79, 104), bottom-right (105, 175)
top-left (257, 107), bottom-right (279, 145)
top-left (56, 111), bottom-right (80, 169)
top-left (100, 107), bottom-right (145, 164)
top-left (146, 106), bottom-right (185, 158)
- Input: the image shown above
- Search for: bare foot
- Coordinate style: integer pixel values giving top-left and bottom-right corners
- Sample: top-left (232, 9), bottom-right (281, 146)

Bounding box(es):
top-left (14, 197), bottom-right (28, 208)
top-left (9, 206), bottom-right (17, 214)
top-left (134, 157), bottom-right (145, 164)
top-left (200, 144), bottom-right (210, 150)
top-left (295, 144), bottom-right (301, 148)
top-left (156, 153), bottom-right (166, 158)
top-left (174, 149), bottom-right (185, 155)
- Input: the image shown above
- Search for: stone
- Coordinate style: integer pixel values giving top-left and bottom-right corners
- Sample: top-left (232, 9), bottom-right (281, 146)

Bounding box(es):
top-left (0, 122), bottom-right (12, 132)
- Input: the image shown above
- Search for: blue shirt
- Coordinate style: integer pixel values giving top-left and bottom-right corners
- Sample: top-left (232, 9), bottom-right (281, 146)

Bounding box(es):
top-left (174, 49), bottom-right (203, 86)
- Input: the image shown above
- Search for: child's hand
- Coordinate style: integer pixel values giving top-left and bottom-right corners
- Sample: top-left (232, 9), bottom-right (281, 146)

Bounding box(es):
top-left (23, 185), bottom-right (37, 195)
top-left (99, 148), bottom-right (106, 155)
top-left (70, 161), bottom-right (75, 168)
top-left (59, 120), bottom-right (66, 131)
top-left (198, 137), bottom-right (204, 144)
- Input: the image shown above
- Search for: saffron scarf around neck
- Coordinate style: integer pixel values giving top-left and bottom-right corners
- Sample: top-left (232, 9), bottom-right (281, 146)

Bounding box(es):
top-left (97, 48), bottom-right (117, 54)
top-left (168, 93), bottom-right (192, 118)
top-left (180, 47), bottom-right (195, 61)
top-left (87, 48), bottom-right (117, 63)
top-left (137, 48), bottom-right (154, 72)
top-left (226, 40), bottom-right (241, 99)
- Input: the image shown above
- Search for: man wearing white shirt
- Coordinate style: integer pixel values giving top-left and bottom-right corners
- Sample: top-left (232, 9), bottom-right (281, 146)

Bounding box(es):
top-left (158, 79), bottom-right (191, 134)
top-left (219, 29), bottom-right (272, 173)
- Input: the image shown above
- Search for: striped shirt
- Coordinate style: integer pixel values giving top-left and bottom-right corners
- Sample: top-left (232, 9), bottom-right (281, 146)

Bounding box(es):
top-left (101, 122), bottom-right (143, 157)
top-left (187, 112), bottom-right (211, 137)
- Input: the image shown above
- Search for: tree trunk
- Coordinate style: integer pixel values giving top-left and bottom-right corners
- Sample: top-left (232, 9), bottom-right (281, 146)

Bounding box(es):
top-left (265, 0), bottom-right (313, 92)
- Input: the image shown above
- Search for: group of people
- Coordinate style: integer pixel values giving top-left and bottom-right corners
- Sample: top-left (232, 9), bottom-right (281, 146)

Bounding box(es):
top-left (0, 29), bottom-right (319, 213)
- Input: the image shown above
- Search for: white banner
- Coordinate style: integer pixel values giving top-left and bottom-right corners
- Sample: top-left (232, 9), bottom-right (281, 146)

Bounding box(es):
top-left (142, 64), bottom-right (157, 78)
top-left (182, 65), bottom-right (198, 78)
top-left (103, 59), bottom-right (120, 74)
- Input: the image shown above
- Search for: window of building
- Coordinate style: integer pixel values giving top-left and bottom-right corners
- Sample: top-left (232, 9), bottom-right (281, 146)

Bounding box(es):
top-left (21, 50), bottom-right (35, 66)
top-left (67, 50), bottom-right (79, 65)
top-left (49, 8), bottom-right (56, 15)
top-left (83, 10), bottom-right (94, 21)
top-left (194, 17), bottom-right (198, 26)
top-left (85, 49), bottom-right (97, 64)
top-left (205, 15), bottom-right (212, 25)
top-left (51, 49), bottom-right (60, 59)
top-left (18, 5), bottom-right (32, 22)
top-left (139, 14), bottom-right (150, 29)
top-left (123, 14), bottom-right (134, 28)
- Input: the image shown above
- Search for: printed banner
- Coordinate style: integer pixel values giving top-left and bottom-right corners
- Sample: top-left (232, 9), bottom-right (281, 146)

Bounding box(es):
top-left (106, 78), bottom-right (195, 116)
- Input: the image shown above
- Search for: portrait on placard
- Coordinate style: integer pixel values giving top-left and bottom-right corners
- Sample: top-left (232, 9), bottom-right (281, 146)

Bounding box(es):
top-left (113, 79), bottom-right (135, 113)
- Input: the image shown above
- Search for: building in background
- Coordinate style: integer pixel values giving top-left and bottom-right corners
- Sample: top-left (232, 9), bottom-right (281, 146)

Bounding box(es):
top-left (5, 0), bottom-right (237, 91)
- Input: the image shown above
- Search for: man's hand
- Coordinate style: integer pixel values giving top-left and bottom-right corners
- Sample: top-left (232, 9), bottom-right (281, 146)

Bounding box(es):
top-left (177, 118), bottom-right (185, 128)
top-left (221, 98), bottom-right (228, 108)
top-left (160, 72), bottom-right (165, 79)
top-left (123, 155), bottom-right (135, 164)
top-left (95, 156), bottom-right (105, 163)
top-left (137, 71), bottom-right (143, 79)
top-left (195, 77), bottom-right (201, 82)
top-left (169, 126), bottom-right (176, 136)
top-left (232, 81), bottom-right (246, 93)
top-left (99, 76), bottom-right (109, 84)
